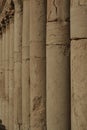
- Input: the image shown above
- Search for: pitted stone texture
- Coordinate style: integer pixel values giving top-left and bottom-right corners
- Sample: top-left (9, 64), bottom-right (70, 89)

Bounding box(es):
top-left (9, 21), bottom-right (14, 130)
top-left (14, 1), bottom-right (22, 130)
top-left (71, 39), bottom-right (87, 130)
top-left (47, 0), bottom-right (70, 130)
top-left (79, 0), bottom-right (87, 5)
top-left (71, 6), bottom-right (87, 38)
top-left (47, 45), bottom-right (70, 130)
top-left (71, 0), bottom-right (87, 38)
top-left (30, 0), bottom-right (46, 130)
top-left (47, 0), bottom-right (70, 22)
top-left (22, 0), bottom-right (30, 130)
top-left (47, 22), bottom-right (70, 45)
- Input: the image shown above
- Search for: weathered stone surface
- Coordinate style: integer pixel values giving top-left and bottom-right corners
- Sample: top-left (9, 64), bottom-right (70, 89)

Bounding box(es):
top-left (22, 0), bottom-right (30, 130)
top-left (71, 6), bottom-right (87, 38)
top-left (0, 35), bottom-right (2, 120)
top-left (13, 0), bottom-right (22, 130)
top-left (30, 0), bottom-right (46, 130)
top-left (71, 39), bottom-right (87, 130)
top-left (46, 0), bottom-right (70, 130)
top-left (71, 0), bottom-right (87, 130)
top-left (47, 0), bottom-right (69, 22)
top-left (47, 45), bottom-right (70, 130)
top-left (1, 30), bottom-right (6, 125)
top-left (0, 0), bottom-right (6, 13)
top-left (5, 24), bottom-right (10, 130)
top-left (47, 22), bottom-right (70, 45)
top-left (9, 18), bottom-right (14, 130)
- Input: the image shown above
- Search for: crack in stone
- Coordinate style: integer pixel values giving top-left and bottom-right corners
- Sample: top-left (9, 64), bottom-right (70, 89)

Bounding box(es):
top-left (71, 37), bottom-right (87, 40)
top-left (46, 43), bottom-right (70, 46)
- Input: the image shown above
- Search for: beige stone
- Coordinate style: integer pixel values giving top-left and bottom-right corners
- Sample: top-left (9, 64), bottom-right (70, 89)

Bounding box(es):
top-left (9, 18), bottom-right (14, 130)
top-left (71, 39), bottom-right (87, 130)
top-left (71, 0), bottom-right (87, 130)
top-left (5, 23), bottom-right (10, 130)
top-left (2, 29), bottom-right (6, 124)
top-left (46, 0), bottom-right (70, 130)
top-left (2, 98), bottom-right (5, 124)
top-left (13, 0), bottom-right (23, 130)
top-left (0, 34), bottom-right (2, 119)
top-left (30, 0), bottom-right (46, 130)
top-left (22, 0), bottom-right (30, 130)
top-left (71, 6), bottom-right (87, 38)
top-left (46, 44), bottom-right (70, 130)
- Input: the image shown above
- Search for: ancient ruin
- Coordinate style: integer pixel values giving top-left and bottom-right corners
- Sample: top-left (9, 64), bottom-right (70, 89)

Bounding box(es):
top-left (0, 0), bottom-right (87, 130)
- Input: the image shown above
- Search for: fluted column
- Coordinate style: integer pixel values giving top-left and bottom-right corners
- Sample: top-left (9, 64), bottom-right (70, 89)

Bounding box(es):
top-left (2, 25), bottom-right (6, 124)
top-left (9, 17), bottom-right (14, 130)
top-left (0, 32), bottom-right (2, 120)
top-left (5, 20), bottom-right (10, 130)
top-left (2, 23), bottom-right (6, 123)
top-left (46, 0), bottom-right (70, 130)
top-left (22, 0), bottom-right (30, 130)
top-left (30, 0), bottom-right (46, 130)
top-left (71, 1), bottom-right (87, 130)
top-left (13, 0), bottom-right (23, 130)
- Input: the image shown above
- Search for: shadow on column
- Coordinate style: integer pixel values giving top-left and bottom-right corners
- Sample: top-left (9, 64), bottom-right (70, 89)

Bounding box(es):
top-left (0, 119), bottom-right (6, 130)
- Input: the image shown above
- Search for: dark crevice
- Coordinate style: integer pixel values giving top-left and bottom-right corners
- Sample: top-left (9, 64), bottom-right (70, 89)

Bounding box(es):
top-left (71, 37), bottom-right (87, 40)
top-left (46, 43), bottom-right (70, 46)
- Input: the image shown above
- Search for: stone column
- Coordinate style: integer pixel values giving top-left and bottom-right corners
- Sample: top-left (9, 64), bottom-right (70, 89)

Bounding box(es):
top-left (22, 0), bottom-right (30, 130)
top-left (13, 0), bottom-right (23, 130)
top-left (5, 20), bottom-right (10, 130)
top-left (30, 0), bottom-right (46, 130)
top-left (2, 25), bottom-right (6, 124)
top-left (46, 0), bottom-right (70, 130)
top-left (0, 31), bottom-right (2, 120)
top-left (9, 17), bottom-right (14, 130)
top-left (71, 1), bottom-right (87, 130)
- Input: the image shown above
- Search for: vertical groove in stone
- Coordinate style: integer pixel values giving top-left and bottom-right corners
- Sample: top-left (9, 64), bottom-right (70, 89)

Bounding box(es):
top-left (5, 23), bottom-right (10, 130)
top-left (22, 0), bottom-right (30, 130)
top-left (71, 1), bottom-right (87, 130)
top-left (13, 0), bottom-right (23, 130)
top-left (9, 18), bottom-right (14, 130)
top-left (46, 0), bottom-right (70, 130)
top-left (30, 0), bottom-right (46, 130)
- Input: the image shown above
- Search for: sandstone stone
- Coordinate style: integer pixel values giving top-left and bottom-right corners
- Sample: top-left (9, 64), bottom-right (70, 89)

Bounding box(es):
top-left (71, 6), bottom-right (87, 38)
top-left (8, 19), bottom-right (14, 130)
top-left (46, 0), bottom-right (70, 130)
top-left (71, 39), bottom-right (87, 130)
top-left (13, 0), bottom-right (22, 130)
top-left (30, 0), bottom-right (46, 130)
top-left (22, 0), bottom-right (30, 130)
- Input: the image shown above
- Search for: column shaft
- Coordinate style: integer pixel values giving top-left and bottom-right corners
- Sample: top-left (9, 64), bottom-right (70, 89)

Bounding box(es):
top-left (71, 1), bottom-right (87, 130)
top-left (9, 18), bottom-right (14, 130)
top-left (13, 1), bottom-right (23, 130)
top-left (46, 0), bottom-right (70, 130)
top-left (0, 34), bottom-right (2, 119)
top-left (2, 29), bottom-right (6, 124)
top-left (22, 0), bottom-right (30, 130)
top-left (30, 0), bottom-right (46, 130)
top-left (5, 24), bottom-right (10, 130)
